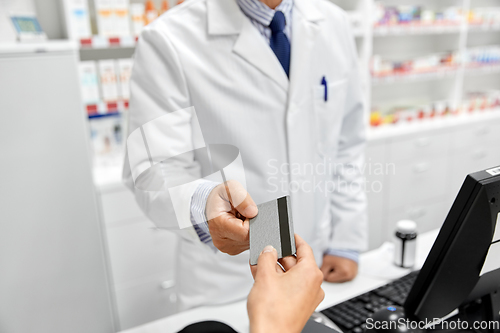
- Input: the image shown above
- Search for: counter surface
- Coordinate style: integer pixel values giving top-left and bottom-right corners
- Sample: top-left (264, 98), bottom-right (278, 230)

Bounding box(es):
top-left (120, 230), bottom-right (440, 333)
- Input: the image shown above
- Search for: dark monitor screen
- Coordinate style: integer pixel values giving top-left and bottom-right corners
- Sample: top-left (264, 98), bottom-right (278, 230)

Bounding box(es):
top-left (404, 166), bottom-right (500, 322)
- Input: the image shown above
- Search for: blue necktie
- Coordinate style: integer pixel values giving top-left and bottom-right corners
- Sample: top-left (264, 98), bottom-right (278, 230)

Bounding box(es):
top-left (269, 11), bottom-right (290, 77)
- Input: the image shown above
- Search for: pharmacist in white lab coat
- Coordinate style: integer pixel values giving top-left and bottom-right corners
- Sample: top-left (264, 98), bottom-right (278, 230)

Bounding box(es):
top-left (123, 0), bottom-right (368, 311)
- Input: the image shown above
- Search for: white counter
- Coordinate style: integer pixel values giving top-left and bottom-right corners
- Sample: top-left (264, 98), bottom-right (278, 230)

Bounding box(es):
top-left (0, 40), bottom-right (78, 55)
top-left (120, 229), bottom-right (440, 333)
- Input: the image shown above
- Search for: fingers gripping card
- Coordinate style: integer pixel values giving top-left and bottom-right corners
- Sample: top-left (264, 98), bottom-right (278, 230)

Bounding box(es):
top-left (249, 196), bottom-right (296, 265)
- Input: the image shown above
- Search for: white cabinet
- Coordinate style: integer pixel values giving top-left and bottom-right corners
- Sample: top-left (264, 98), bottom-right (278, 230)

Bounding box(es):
top-left (96, 183), bottom-right (178, 331)
top-left (449, 119), bottom-right (500, 197)
top-left (0, 42), bottom-right (116, 333)
top-left (365, 114), bottom-right (500, 251)
top-left (387, 155), bottom-right (449, 210)
top-left (388, 131), bottom-right (451, 163)
top-left (385, 198), bottom-right (450, 241)
top-left (449, 145), bottom-right (500, 198)
top-left (114, 272), bottom-right (177, 331)
top-left (450, 121), bottom-right (500, 153)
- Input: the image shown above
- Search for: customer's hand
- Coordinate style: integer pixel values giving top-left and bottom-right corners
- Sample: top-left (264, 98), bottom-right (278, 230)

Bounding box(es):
top-left (320, 255), bottom-right (358, 283)
top-left (206, 180), bottom-right (258, 255)
top-left (247, 234), bottom-right (325, 333)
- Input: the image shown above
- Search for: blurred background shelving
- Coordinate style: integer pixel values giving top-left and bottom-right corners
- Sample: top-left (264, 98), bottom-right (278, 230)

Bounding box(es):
top-left (336, 0), bottom-right (500, 276)
top-left (21, 0), bottom-right (500, 172)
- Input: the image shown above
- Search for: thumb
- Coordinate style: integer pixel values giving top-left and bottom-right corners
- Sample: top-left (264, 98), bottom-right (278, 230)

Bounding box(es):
top-left (254, 245), bottom-right (278, 280)
top-left (224, 180), bottom-right (258, 218)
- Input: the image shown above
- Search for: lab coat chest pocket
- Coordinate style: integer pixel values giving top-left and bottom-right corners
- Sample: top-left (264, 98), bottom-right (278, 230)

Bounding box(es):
top-left (313, 79), bottom-right (347, 157)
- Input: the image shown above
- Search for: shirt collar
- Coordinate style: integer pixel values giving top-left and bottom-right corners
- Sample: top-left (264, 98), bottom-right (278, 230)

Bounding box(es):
top-left (237, 0), bottom-right (293, 27)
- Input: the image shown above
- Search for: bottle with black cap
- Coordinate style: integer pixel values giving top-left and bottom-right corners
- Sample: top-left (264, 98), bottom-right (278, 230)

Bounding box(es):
top-left (393, 220), bottom-right (417, 268)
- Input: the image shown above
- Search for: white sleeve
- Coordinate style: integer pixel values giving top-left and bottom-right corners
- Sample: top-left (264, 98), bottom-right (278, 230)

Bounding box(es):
top-left (122, 24), bottom-right (202, 241)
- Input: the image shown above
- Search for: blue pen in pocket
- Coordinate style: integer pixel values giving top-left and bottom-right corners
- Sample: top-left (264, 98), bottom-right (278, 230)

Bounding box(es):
top-left (321, 76), bottom-right (328, 102)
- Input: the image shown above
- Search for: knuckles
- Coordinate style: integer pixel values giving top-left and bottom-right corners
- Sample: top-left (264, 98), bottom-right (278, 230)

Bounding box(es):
top-left (211, 238), bottom-right (244, 256)
top-left (304, 264), bottom-right (325, 286)
top-left (211, 238), bottom-right (228, 253)
top-left (313, 269), bottom-right (324, 286)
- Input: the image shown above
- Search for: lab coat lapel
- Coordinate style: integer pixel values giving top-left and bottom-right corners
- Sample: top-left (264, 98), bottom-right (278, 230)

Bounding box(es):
top-left (233, 19), bottom-right (289, 92)
top-left (207, 0), bottom-right (288, 91)
top-left (288, 0), bottom-right (323, 105)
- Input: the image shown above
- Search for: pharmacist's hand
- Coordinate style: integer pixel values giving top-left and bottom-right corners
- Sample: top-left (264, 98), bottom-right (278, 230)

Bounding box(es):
top-left (247, 235), bottom-right (325, 333)
top-left (206, 180), bottom-right (258, 255)
top-left (320, 255), bottom-right (358, 283)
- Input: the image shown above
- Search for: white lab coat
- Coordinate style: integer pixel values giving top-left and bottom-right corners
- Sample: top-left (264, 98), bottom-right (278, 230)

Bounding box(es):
top-left (123, 0), bottom-right (368, 311)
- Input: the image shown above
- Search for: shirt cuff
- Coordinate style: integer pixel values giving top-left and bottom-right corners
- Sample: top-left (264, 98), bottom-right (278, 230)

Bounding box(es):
top-left (324, 248), bottom-right (359, 263)
top-left (190, 181), bottom-right (219, 246)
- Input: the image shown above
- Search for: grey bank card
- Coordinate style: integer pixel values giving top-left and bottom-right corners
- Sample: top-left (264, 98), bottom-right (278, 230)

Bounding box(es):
top-left (249, 196), bottom-right (296, 265)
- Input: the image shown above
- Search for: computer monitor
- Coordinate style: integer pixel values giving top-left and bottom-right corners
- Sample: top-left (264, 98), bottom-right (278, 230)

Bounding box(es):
top-left (404, 166), bottom-right (500, 326)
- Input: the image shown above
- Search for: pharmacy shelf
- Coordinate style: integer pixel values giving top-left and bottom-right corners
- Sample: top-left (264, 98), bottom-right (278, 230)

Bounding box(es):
top-left (372, 64), bottom-right (500, 85)
top-left (371, 68), bottom-right (459, 85)
top-left (86, 100), bottom-right (128, 118)
top-left (79, 36), bottom-right (137, 61)
top-left (80, 36), bottom-right (138, 49)
top-left (373, 24), bottom-right (462, 36)
top-left (367, 108), bottom-right (500, 141)
top-left (468, 24), bottom-right (500, 32)
top-left (465, 64), bottom-right (500, 76)
top-left (363, 0), bottom-right (500, 135)
top-left (373, 23), bottom-right (500, 36)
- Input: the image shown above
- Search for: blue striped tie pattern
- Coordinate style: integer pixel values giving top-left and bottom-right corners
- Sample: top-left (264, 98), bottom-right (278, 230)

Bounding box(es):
top-left (269, 11), bottom-right (290, 77)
